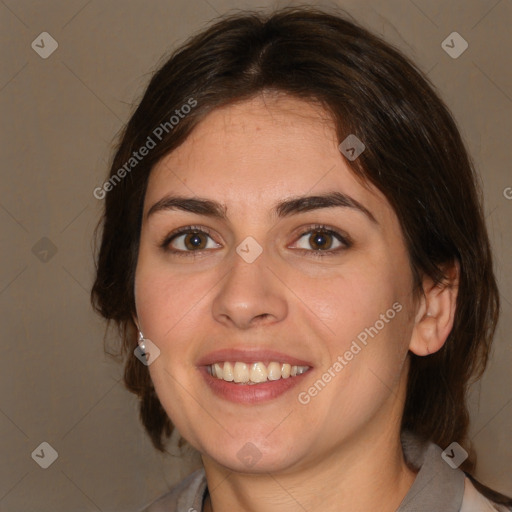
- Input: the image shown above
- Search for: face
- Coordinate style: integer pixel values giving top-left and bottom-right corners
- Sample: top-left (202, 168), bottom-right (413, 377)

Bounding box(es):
top-left (134, 94), bottom-right (418, 473)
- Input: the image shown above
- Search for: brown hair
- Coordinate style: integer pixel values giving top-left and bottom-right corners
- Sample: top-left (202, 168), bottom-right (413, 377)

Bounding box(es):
top-left (91, 6), bottom-right (509, 502)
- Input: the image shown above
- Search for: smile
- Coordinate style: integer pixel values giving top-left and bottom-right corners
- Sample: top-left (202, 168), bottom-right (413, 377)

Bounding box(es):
top-left (207, 361), bottom-right (310, 384)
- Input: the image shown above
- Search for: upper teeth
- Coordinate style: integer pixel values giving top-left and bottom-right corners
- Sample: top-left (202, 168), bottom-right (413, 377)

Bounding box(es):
top-left (208, 361), bottom-right (310, 384)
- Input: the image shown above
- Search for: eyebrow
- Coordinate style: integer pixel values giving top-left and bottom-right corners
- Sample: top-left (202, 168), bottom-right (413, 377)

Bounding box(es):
top-left (146, 191), bottom-right (377, 224)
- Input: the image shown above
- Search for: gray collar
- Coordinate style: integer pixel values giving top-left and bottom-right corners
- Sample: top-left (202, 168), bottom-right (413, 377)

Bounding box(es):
top-left (397, 430), bottom-right (465, 511)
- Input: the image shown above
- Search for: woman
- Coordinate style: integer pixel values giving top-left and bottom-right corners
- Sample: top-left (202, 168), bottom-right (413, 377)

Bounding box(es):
top-left (91, 7), bottom-right (512, 512)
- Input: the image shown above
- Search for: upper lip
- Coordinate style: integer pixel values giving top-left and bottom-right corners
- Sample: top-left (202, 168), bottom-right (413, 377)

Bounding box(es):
top-left (196, 348), bottom-right (313, 367)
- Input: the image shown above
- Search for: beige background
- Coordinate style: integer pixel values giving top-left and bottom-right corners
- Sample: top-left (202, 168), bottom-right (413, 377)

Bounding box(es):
top-left (0, 0), bottom-right (511, 510)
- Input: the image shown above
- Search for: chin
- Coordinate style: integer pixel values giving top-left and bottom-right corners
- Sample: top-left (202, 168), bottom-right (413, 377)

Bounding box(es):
top-left (201, 433), bottom-right (305, 474)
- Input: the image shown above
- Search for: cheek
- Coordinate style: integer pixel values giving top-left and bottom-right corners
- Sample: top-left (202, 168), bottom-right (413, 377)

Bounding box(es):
top-left (133, 258), bottom-right (209, 435)
top-left (134, 268), bottom-right (174, 339)
top-left (294, 259), bottom-right (402, 339)
top-left (299, 259), bottom-right (412, 393)
top-left (134, 248), bottom-right (207, 346)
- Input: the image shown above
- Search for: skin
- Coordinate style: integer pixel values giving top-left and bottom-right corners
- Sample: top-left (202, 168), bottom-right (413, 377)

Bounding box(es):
top-left (134, 93), bottom-right (459, 512)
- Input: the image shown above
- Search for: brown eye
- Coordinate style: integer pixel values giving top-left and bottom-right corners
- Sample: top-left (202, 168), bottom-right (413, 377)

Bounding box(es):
top-left (308, 230), bottom-right (334, 250)
top-left (163, 227), bottom-right (221, 253)
top-left (182, 232), bottom-right (208, 250)
top-left (291, 225), bottom-right (351, 256)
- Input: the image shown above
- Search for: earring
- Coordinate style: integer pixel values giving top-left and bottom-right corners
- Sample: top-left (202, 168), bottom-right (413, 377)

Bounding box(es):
top-left (138, 331), bottom-right (146, 352)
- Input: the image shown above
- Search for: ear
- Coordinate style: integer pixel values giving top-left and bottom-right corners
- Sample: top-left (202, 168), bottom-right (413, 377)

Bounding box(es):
top-left (132, 313), bottom-right (140, 332)
top-left (409, 260), bottom-right (460, 356)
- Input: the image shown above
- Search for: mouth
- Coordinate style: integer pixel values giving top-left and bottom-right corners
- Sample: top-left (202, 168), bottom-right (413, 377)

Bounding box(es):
top-left (197, 348), bottom-right (313, 404)
top-left (206, 361), bottom-right (310, 384)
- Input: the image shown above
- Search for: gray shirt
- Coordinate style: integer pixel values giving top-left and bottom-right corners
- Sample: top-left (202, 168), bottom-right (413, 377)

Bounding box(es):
top-left (140, 431), bottom-right (510, 512)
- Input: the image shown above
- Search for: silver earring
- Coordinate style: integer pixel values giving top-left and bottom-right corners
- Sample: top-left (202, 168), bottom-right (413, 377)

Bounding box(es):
top-left (138, 331), bottom-right (146, 352)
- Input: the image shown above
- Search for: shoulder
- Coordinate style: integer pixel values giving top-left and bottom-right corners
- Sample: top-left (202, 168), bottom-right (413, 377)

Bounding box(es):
top-left (138, 468), bottom-right (207, 512)
top-left (461, 477), bottom-right (512, 512)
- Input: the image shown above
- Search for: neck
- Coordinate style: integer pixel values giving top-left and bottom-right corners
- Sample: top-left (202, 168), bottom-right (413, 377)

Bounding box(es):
top-left (201, 361), bottom-right (417, 512)
top-left (201, 424), bottom-right (417, 512)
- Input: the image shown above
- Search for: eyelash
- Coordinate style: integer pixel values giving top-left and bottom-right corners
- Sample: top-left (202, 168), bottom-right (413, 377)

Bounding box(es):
top-left (159, 224), bottom-right (352, 258)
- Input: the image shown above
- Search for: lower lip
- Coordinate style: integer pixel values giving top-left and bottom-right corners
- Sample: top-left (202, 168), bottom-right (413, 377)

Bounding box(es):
top-left (198, 366), bottom-right (311, 404)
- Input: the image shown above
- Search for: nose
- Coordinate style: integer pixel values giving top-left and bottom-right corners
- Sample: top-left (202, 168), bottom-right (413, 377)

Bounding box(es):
top-left (211, 249), bottom-right (288, 330)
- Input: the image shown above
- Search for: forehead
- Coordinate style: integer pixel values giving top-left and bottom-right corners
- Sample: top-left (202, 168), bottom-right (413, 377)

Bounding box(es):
top-left (145, 94), bottom-right (391, 225)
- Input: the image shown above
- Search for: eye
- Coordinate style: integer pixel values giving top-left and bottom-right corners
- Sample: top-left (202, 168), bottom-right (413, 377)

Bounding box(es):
top-left (161, 226), bottom-right (221, 254)
top-left (160, 224), bottom-right (351, 257)
top-left (291, 225), bottom-right (351, 255)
